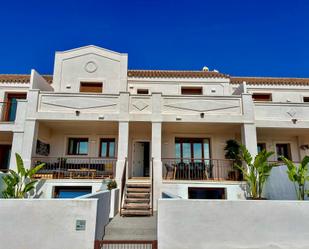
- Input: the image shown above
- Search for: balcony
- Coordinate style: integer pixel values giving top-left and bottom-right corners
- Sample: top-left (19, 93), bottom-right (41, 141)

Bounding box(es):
top-left (31, 157), bottom-right (117, 179)
top-left (162, 158), bottom-right (241, 182)
top-left (254, 102), bottom-right (309, 127)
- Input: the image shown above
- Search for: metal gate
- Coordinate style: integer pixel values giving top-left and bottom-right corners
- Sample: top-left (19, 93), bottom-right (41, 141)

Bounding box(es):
top-left (94, 240), bottom-right (157, 249)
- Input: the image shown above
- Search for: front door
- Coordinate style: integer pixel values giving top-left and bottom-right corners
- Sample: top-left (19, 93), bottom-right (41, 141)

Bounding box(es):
top-left (132, 141), bottom-right (150, 177)
top-left (0, 145), bottom-right (11, 170)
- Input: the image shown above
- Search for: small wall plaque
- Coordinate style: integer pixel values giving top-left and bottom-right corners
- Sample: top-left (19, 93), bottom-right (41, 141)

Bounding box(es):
top-left (76, 220), bottom-right (86, 231)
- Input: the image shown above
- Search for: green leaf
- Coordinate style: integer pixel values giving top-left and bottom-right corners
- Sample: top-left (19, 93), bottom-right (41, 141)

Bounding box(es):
top-left (23, 180), bottom-right (37, 194)
top-left (15, 153), bottom-right (26, 176)
top-left (27, 163), bottom-right (45, 178)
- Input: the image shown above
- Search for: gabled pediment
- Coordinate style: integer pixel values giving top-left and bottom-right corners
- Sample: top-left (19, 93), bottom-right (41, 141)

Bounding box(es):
top-left (52, 45), bottom-right (128, 93)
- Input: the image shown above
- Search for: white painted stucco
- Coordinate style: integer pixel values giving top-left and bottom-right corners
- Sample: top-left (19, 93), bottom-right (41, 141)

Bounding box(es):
top-left (158, 199), bottom-right (309, 249)
top-left (0, 196), bottom-right (106, 249)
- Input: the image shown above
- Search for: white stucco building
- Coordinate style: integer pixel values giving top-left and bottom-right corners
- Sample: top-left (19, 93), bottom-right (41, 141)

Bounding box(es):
top-left (1, 45), bottom-right (309, 214)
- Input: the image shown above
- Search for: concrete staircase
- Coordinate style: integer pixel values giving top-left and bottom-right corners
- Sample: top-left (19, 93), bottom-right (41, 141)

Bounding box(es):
top-left (121, 182), bottom-right (152, 216)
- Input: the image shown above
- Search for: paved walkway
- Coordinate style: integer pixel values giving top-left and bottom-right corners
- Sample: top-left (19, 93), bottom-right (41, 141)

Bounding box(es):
top-left (103, 212), bottom-right (157, 240)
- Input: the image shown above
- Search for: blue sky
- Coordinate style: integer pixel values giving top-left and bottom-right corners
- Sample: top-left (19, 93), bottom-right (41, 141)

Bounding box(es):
top-left (0, 0), bottom-right (308, 77)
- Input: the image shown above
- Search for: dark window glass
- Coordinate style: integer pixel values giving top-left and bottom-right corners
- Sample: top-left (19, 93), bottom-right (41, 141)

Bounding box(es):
top-left (257, 143), bottom-right (266, 153)
top-left (276, 143), bottom-right (291, 160)
top-left (0, 145), bottom-right (11, 170)
top-left (252, 93), bottom-right (272, 102)
top-left (68, 138), bottom-right (88, 155)
top-left (181, 87), bottom-right (203, 95)
top-left (303, 97), bottom-right (309, 102)
top-left (80, 82), bottom-right (103, 93)
top-left (175, 138), bottom-right (210, 161)
top-left (188, 187), bottom-right (226, 199)
top-left (137, 89), bottom-right (149, 94)
top-left (53, 186), bottom-right (92, 198)
top-left (100, 138), bottom-right (116, 158)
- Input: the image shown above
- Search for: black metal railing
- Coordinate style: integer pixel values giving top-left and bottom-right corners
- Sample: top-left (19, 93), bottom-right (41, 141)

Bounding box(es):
top-left (151, 157), bottom-right (154, 215)
top-left (94, 240), bottom-right (157, 249)
top-left (162, 158), bottom-right (240, 181)
top-left (120, 158), bottom-right (128, 216)
top-left (31, 157), bottom-right (116, 179)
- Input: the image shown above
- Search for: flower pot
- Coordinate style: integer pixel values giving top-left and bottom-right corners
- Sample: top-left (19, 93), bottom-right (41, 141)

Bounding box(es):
top-left (246, 197), bottom-right (268, 200)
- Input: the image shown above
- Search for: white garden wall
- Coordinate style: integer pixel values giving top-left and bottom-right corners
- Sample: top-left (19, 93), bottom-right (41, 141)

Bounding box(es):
top-left (0, 190), bottom-right (111, 249)
top-left (158, 199), bottom-right (309, 249)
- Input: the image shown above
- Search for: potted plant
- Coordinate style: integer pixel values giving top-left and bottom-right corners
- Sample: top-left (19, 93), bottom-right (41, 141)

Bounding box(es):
top-left (280, 156), bottom-right (309, 200)
top-left (106, 179), bottom-right (119, 217)
top-left (107, 180), bottom-right (117, 190)
top-left (236, 146), bottom-right (275, 199)
top-left (1, 153), bottom-right (45, 198)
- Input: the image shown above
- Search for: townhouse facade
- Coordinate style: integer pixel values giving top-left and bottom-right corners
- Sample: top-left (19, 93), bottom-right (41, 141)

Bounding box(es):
top-left (1, 45), bottom-right (309, 213)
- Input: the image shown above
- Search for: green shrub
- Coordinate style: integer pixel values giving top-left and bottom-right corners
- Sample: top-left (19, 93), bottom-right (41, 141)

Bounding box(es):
top-left (107, 180), bottom-right (117, 190)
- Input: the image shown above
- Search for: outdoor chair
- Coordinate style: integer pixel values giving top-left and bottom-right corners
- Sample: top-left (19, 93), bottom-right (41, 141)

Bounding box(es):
top-left (164, 163), bottom-right (176, 180)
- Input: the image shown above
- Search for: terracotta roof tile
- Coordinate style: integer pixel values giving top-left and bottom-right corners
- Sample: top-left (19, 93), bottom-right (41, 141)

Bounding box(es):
top-left (1, 73), bottom-right (309, 86)
top-left (127, 70), bottom-right (228, 78)
top-left (0, 74), bottom-right (53, 84)
top-left (231, 77), bottom-right (309, 86)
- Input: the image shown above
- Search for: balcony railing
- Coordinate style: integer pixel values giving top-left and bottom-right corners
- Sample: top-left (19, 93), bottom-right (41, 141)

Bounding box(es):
top-left (31, 157), bottom-right (117, 179)
top-left (162, 158), bottom-right (241, 181)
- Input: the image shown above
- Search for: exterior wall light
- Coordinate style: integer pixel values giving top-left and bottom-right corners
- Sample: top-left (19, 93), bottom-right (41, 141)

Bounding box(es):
top-left (200, 113), bottom-right (205, 118)
top-left (98, 115), bottom-right (104, 120)
top-left (75, 110), bottom-right (80, 116)
top-left (300, 144), bottom-right (309, 150)
top-left (176, 116), bottom-right (182, 121)
top-left (292, 118), bottom-right (297, 124)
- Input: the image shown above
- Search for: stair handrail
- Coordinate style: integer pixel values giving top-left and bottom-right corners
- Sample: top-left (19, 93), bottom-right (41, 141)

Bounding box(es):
top-left (151, 157), bottom-right (154, 216)
top-left (120, 157), bottom-right (128, 216)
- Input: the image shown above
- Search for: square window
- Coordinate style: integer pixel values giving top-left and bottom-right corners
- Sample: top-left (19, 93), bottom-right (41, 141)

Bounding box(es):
top-left (276, 143), bottom-right (291, 160)
top-left (80, 82), bottom-right (103, 93)
top-left (181, 87), bottom-right (203, 95)
top-left (252, 93), bottom-right (272, 102)
top-left (3, 93), bottom-right (27, 121)
top-left (68, 138), bottom-right (89, 155)
top-left (53, 186), bottom-right (92, 198)
top-left (100, 138), bottom-right (116, 158)
top-left (257, 143), bottom-right (266, 153)
top-left (137, 89), bottom-right (149, 94)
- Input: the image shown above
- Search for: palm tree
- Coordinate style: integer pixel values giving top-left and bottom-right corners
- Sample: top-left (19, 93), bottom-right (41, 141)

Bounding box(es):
top-left (280, 156), bottom-right (309, 200)
top-left (236, 146), bottom-right (275, 199)
top-left (1, 153), bottom-right (44, 198)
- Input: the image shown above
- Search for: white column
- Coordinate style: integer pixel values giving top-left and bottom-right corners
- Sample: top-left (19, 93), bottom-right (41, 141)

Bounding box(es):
top-left (152, 121), bottom-right (162, 210)
top-left (9, 99), bottom-right (29, 170)
top-left (241, 93), bottom-right (257, 158)
top-left (241, 123), bottom-right (258, 158)
top-left (115, 121), bottom-right (129, 183)
top-left (9, 132), bottom-right (24, 171)
top-left (22, 120), bottom-right (39, 169)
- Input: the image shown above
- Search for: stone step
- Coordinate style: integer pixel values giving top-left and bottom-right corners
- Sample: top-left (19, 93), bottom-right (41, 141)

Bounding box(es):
top-left (127, 188), bottom-right (150, 193)
top-left (125, 198), bottom-right (150, 203)
top-left (126, 193), bottom-right (150, 199)
top-left (126, 183), bottom-right (151, 188)
top-left (121, 209), bottom-right (152, 216)
top-left (123, 203), bottom-right (150, 210)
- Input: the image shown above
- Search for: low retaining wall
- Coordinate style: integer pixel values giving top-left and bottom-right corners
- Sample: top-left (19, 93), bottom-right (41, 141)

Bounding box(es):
top-left (158, 199), bottom-right (309, 249)
top-left (0, 190), bottom-right (111, 249)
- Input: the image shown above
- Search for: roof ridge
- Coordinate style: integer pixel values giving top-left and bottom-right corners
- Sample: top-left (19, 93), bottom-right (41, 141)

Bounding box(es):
top-left (128, 69), bottom-right (216, 72)
top-left (232, 76), bottom-right (309, 80)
